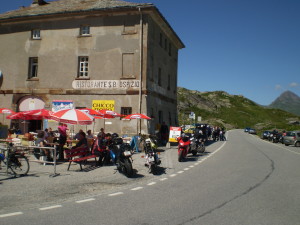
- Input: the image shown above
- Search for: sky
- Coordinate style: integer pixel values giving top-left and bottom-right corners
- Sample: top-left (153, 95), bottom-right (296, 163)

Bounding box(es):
top-left (1, 0), bottom-right (300, 105)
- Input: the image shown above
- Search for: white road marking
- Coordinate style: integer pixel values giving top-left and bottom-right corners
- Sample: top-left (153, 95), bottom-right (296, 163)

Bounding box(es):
top-left (108, 192), bottom-right (124, 197)
top-left (1, 138), bottom-right (227, 217)
top-left (270, 141), bottom-right (300, 155)
top-left (284, 148), bottom-right (300, 155)
top-left (39, 205), bottom-right (62, 211)
top-left (76, 198), bottom-right (95, 203)
top-left (252, 136), bottom-right (300, 155)
top-left (131, 187), bottom-right (144, 191)
top-left (0, 212), bottom-right (23, 218)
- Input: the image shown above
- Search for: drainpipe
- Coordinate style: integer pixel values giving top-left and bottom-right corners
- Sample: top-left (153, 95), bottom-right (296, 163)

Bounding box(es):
top-left (138, 7), bottom-right (143, 134)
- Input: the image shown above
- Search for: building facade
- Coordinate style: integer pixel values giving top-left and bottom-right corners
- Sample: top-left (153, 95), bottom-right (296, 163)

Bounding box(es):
top-left (0, 0), bottom-right (184, 135)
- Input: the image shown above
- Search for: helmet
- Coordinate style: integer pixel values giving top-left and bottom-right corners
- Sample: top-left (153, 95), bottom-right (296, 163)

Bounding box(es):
top-left (112, 133), bottom-right (119, 139)
top-left (181, 133), bottom-right (189, 142)
top-left (113, 137), bottom-right (123, 145)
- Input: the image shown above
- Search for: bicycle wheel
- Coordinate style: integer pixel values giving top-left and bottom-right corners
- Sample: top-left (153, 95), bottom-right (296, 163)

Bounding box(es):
top-left (9, 155), bottom-right (30, 176)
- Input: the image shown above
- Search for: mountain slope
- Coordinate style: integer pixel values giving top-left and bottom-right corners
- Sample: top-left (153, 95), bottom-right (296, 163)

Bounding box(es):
top-left (269, 91), bottom-right (300, 116)
top-left (177, 87), bottom-right (300, 131)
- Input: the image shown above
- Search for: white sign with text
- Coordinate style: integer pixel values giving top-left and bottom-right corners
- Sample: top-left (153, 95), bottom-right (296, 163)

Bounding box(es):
top-left (72, 80), bottom-right (140, 90)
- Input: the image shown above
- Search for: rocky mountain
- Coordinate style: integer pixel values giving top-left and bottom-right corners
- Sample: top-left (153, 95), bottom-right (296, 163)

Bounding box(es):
top-left (269, 91), bottom-right (300, 116)
top-left (177, 87), bottom-right (300, 131)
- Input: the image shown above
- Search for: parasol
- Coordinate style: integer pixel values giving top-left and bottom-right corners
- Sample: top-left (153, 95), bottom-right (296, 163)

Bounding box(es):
top-left (51, 109), bottom-right (94, 125)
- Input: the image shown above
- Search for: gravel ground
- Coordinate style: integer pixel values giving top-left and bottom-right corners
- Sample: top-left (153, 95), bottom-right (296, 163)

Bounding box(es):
top-left (0, 146), bottom-right (174, 213)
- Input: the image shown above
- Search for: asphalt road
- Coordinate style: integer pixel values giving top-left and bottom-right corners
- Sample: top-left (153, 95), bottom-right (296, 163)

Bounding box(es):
top-left (1, 129), bottom-right (300, 225)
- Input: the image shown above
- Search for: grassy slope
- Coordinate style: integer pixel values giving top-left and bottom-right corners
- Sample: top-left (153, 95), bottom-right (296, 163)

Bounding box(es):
top-left (177, 88), bottom-right (300, 133)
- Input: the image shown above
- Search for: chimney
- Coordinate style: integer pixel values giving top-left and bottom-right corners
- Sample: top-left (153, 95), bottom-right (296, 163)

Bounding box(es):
top-left (32, 0), bottom-right (49, 6)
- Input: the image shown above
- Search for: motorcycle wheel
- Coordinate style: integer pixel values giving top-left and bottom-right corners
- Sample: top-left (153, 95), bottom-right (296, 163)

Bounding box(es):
top-left (123, 158), bottom-right (133, 178)
top-left (149, 163), bottom-right (157, 174)
top-left (192, 150), bottom-right (197, 156)
top-left (178, 150), bottom-right (183, 162)
top-left (199, 144), bottom-right (205, 153)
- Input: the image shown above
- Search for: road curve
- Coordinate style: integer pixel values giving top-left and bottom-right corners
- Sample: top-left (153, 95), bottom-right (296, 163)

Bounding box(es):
top-left (1, 129), bottom-right (300, 225)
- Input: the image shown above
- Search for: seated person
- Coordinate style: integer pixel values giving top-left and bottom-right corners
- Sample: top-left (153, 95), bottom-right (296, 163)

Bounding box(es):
top-left (98, 128), bottom-right (105, 139)
top-left (44, 128), bottom-right (49, 141)
top-left (35, 131), bottom-right (52, 161)
top-left (74, 129), bottom-right (83, 140)
top-left (72, 131), bottom-right (88, 150)
top-left (92, 133), bottom-right (112, 166)
top-left (86, 130), bottom-right (94, 139)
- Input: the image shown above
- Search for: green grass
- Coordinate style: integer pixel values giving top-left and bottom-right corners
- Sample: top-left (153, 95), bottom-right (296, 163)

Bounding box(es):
top-left (178, 88), bottom-right (300, 133)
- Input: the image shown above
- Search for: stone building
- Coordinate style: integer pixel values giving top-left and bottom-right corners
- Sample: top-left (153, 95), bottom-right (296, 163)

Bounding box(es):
top-left (0, 0), bottom-right (184, 135)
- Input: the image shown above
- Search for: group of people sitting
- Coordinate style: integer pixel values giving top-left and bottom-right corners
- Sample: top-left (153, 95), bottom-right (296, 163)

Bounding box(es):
top-left (73, 128), bottom-right (117, 166)
top-left (34, 127), bottom-right (116, 165)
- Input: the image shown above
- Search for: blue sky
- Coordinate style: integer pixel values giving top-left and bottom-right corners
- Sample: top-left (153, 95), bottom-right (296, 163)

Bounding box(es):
top-left (1, 0), bottom-right (300, 105)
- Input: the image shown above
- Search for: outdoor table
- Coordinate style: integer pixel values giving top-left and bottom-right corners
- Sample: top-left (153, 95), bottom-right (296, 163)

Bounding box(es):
top-left (0, 139), bottom-right (12, 142)
top-left (28, 145), bottom-right (60, 177)
top-left (66, 139), bottom-right (79, 147)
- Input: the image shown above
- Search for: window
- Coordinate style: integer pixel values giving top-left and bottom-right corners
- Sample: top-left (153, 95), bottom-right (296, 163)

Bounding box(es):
top-left (28, 57), bottom-right (38, 79)
top-left (159, 33), bottom-right (163, 47)
top-left (121, 107), bottom-right (132, 116)
top-left (80, 25), bottom-right (90, 36)
top-left (158, 110), bottom-right (163, 124)
top-left (174, 73), bottom-right (177, 94)
top-left (78, 56), bottom-right (89, 78)
top-left (149, 55), bottom-right (154, 81)
top-left (32, 29), bottom-right (41, 39)
top-left (158, 68), bottom-right (162, 86)
top-left (164, 38), bottom-right (168, 51)
top-left (169, 111), bottom-right (172, 125)
top-left (167, 74), bottom-right (171, 90)
top-left (123, 18), bottom-right (137, 34)
top-left (169, 43), bottom-right (172, 56)
top-left (150, 108), bottom-right (154, 119)
top-left (122, 53), bottom-right (135, 78)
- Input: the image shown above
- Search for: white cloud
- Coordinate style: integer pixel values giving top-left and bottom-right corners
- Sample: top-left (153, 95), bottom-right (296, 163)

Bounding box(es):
top-left (275, 84), bottom-right (283, 90)
top-left (289, 82), bottom-right (299, 87)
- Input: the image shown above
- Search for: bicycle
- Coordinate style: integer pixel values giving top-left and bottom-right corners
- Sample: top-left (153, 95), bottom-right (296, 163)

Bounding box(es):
top-left (0, 142), bottom-right (30, 177)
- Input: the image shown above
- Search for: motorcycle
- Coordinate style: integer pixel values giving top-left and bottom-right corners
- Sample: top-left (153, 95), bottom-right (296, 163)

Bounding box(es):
top-left (189, 134), bottom-right (198, 156)
top-left (143, 137), bottom-right (161, 174)
top-left (111, 136), bottom-right (134, 178)
top-left (272, 133), bottom-right (283, 143)
top-left (190, 134), bottom-right (206, 155)
top-left (177, 134), bottom-right (190, 162)
top-left (212, 130), bottom-right (220, 141)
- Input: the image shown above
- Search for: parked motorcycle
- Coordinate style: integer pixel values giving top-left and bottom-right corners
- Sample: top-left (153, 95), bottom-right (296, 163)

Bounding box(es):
top-left (189, 135), bottom-right (199, 156)
top-left (111, 135), bottom-right (134, 177)
top-left (272, 133), bottom-right (283, 144)
top-left (212, 130), bottom-right (220, 141)
top-left (143, 137), bottom-right (161, 174)
top-left (190, 133), bottom-right (206, 155)
top-left (197, 137), bottom-right (206, 153)
top-left (177, 134), bottom-right (190, 162)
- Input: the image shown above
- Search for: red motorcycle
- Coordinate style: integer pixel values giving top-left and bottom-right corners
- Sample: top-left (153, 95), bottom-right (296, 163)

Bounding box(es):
top-left (177, 134), bottom-right (191, 162)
